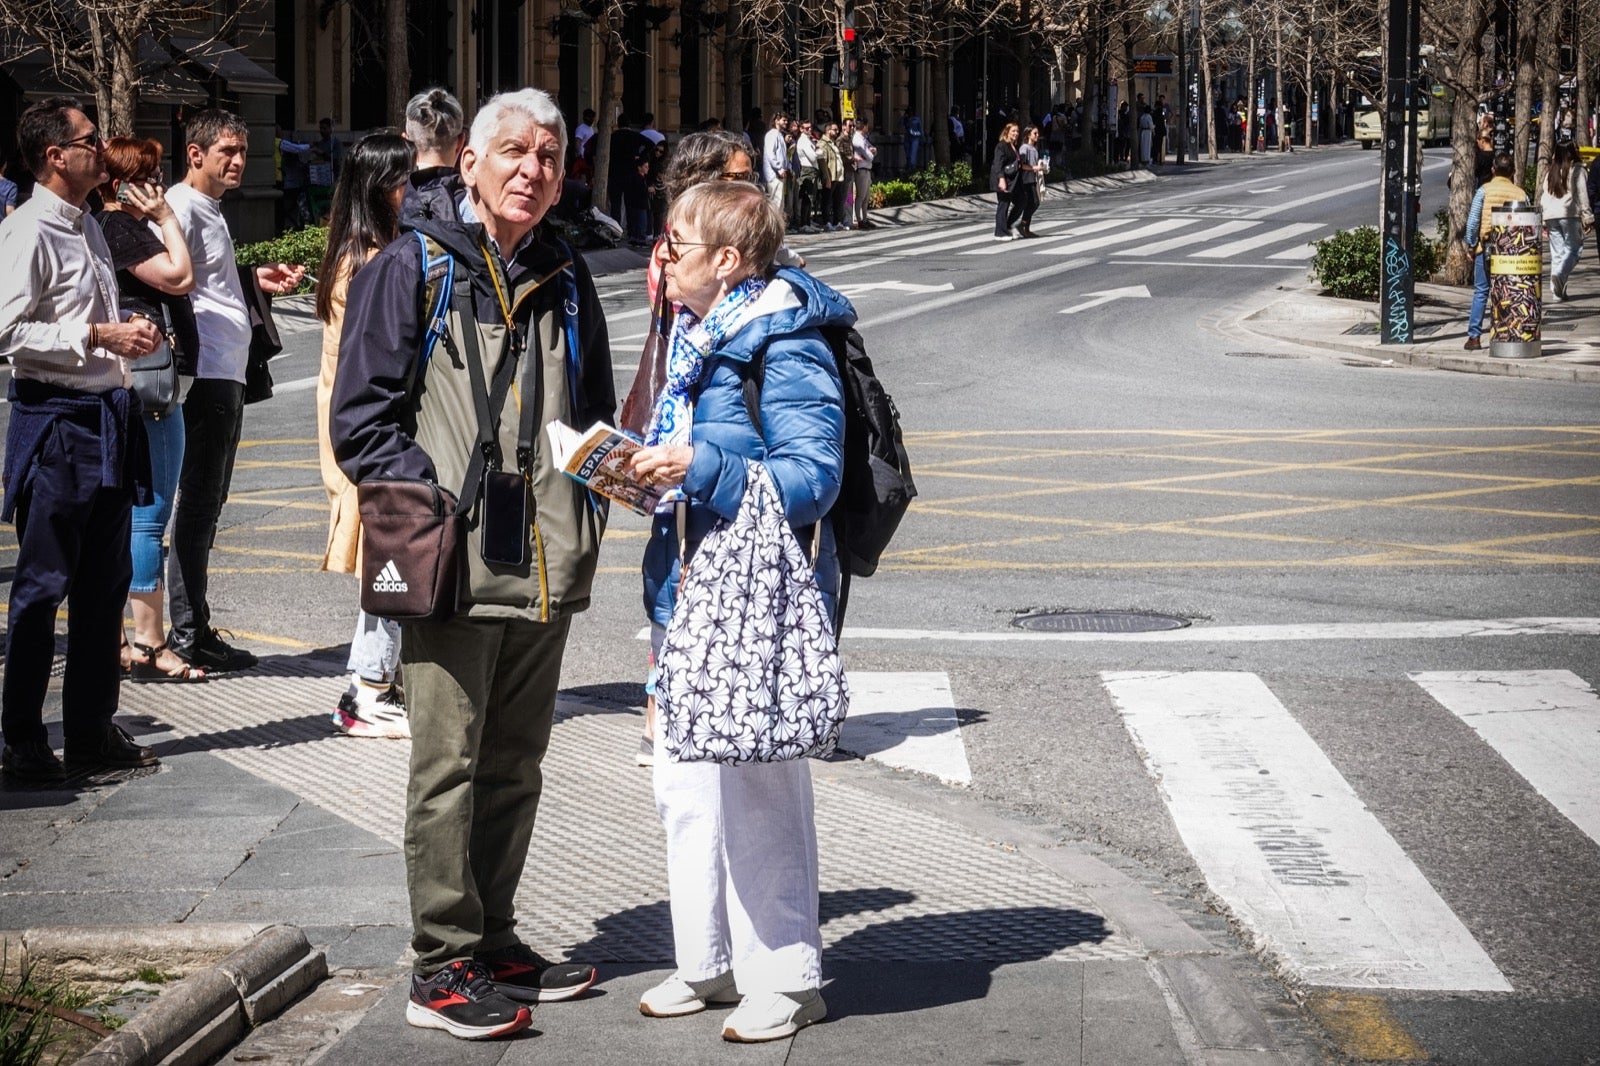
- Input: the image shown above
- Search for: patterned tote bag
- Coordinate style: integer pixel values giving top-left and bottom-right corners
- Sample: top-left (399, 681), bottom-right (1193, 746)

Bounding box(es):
top-left (657, 461), bottom-right (850, 764)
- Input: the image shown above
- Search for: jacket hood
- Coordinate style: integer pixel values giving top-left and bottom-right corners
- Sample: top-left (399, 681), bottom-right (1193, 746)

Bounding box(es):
top-left (717, 267), bottom-right (858, 362)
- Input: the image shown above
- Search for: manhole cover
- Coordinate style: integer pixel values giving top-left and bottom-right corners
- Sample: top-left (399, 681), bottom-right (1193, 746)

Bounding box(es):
top-left (1012, 611), bottom-right (1190, 633)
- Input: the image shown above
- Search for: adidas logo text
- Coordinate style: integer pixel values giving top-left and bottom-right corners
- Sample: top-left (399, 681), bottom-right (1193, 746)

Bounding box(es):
top-left (372, 560), bottom-right (409, 593)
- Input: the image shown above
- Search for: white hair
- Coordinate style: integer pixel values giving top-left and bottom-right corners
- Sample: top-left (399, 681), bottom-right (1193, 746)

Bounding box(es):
top-left (469, 88), bottom-right (567, 162)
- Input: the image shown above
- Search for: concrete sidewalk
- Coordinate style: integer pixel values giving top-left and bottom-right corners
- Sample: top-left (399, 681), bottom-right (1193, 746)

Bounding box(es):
top-left (1225, 262), bottom-right (1600, 385)
top-left (0, 651), bottom-right (1327, 1065)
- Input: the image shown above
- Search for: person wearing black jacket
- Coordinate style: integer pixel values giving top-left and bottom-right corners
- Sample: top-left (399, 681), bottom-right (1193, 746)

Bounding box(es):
top-left (330, 87), bottom-right (614, 1042)
top-left (990, 122), bottom-right (1023, 240)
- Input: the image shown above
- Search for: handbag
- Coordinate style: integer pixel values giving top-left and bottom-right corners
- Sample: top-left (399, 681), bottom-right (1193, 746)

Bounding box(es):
top-left (128, 304), bottom-right (179, 419)
top-left (617, 263), bottom-right (671, 439)
top-left (657, 461), bottom-right (850, 764)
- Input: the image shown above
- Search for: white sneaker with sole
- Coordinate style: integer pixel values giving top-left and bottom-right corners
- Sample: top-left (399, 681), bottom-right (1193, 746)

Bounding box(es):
top-left (332, 680), bottom-right (410, 739)
top-left (639, 971), bottom-right (741, 1017)
top-left (721, 989), bottom-right (826, 1041)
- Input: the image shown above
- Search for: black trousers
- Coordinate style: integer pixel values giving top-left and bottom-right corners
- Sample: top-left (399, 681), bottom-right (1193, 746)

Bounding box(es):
top-left (168, 378), bottom-right (245, 647)
top-left (2, 418), bottom-right (133, 749)
top-left (995, 191), bottom-right (1024, 236)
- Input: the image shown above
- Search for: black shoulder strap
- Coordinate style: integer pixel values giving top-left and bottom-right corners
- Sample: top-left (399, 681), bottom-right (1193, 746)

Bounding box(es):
top-left (740, 348), bottom-right (767, 440)
top-left (453, 284), bottom-right (521, 516)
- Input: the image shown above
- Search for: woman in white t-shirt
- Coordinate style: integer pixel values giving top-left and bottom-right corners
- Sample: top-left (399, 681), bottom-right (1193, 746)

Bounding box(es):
top-left (1540, 141), bottom-right (1594, 302)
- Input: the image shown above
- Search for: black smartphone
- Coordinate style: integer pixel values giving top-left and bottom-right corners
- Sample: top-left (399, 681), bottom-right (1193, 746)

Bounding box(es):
top-left (480, 470), bottom-right (530, 568)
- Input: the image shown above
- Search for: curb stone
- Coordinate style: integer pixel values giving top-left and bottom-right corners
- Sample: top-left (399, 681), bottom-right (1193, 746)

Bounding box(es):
top-left (4, 924), bottom-right (326, 1066)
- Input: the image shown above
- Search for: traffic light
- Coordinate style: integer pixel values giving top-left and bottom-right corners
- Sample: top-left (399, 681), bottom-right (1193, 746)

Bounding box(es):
top-left (842, 0), bottom-right (860, 90)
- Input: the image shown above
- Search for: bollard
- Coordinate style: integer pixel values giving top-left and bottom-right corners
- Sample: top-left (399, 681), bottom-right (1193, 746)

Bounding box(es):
top-left (1487, 204), bottom-right (1542, 359)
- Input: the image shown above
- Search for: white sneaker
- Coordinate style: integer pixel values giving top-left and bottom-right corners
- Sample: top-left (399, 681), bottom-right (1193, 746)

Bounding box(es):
top-left (639, 971), bottom-right (740, 1017)
top-left (993, 233), bottom-right (1015, 242)
top-left (332, 679), bottom-right (410, 739)
top-left (721, 989), bottom-right (826, 1042)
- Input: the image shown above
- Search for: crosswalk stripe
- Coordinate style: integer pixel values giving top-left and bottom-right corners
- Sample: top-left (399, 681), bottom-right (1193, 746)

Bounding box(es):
top-left (1190, 222), bottom-right (1324, 258)
top-left (1104, 670), bottom-right (1511, 991)
top-left (807, 221), bottom-right (990, 258)
top-left (1112, 220), bottom-right (1260, 257)
top-left (957, 216), bottom-right (1124, 255)
top-left (1266, 242), bottom-right (1320, 261)
top-left (1034, 218), bottom-right (1196, 255)
top-left (1410, 670), bottom-right (1600, 847)
top-left (842, 671), bottom-right (970, 785)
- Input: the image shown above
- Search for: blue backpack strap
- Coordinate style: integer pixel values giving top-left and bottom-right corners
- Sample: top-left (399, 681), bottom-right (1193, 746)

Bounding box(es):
top-left (415, 230), bottom-right (455, 379)
top-left (556, 238), bottom-right (582, 412)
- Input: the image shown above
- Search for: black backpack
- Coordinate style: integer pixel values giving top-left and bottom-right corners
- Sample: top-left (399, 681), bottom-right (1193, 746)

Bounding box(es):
top-left (741, 326), bottom-right (917, 621)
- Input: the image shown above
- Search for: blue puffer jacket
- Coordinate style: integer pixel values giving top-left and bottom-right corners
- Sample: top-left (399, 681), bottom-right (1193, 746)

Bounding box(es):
top-left (642, 267), bottom-right (854, 627)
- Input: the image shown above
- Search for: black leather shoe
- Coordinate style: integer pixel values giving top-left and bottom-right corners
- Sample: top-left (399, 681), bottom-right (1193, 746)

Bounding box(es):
top-left (171, 628), bottom-right (258, 672)
top-left (2, 741), bottom-right (67, 783)
top-left (64, 723), bottom-right (159, 773)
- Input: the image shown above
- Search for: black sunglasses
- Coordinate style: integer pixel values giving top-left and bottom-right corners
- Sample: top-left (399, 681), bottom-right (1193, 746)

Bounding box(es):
top-left (57, 129), bottom-right (104, 151)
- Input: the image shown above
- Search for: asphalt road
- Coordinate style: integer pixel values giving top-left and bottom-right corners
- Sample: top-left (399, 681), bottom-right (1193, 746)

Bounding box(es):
top-left (4, 145), bottom-right (1596, 1064)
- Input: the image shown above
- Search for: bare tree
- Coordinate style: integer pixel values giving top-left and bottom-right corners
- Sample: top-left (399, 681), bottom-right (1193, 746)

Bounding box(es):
top-left (0, 0), bottom-right (256, 136)
top-left (1423, 0), bottom-right (1494, 285)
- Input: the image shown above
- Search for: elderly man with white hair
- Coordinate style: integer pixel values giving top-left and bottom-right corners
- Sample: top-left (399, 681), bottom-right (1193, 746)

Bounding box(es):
top-left (330, 87), bottom-right (616, 1041)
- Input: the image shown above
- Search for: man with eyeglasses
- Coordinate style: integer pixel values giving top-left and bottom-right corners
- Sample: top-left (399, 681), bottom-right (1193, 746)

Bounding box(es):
top-left (0, 97), bottom-right (165, 783)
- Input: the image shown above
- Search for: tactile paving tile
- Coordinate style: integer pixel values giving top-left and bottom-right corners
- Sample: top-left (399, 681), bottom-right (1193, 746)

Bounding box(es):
top-left (123, 662), bottom-right (1143, 966)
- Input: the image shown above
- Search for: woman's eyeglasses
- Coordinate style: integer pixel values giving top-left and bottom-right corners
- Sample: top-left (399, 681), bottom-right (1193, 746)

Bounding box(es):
top-left (662, 231), bottom-right (713, 263)
top-left (719, 169), bottom-right (754, 183)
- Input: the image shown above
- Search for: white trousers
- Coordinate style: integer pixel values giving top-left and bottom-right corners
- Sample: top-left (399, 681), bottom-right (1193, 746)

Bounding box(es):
top-left (654, 742), bottom-right (822, 995)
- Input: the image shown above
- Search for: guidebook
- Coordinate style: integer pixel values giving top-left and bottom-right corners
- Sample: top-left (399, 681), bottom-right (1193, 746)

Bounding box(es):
top-left (545, 421), bottom-right (665, 516)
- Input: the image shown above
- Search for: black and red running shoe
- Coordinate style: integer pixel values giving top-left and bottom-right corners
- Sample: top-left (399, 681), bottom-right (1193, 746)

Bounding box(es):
top-left (477, 943), bottom-right (597, 1003)
top-left (406, 959), bottom-right (532, 1039)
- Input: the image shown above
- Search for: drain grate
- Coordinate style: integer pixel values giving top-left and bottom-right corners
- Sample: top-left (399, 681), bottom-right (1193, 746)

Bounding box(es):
top-left (1342, 322), bottom-right (1443, 337)
top-left (1012, 611), bottom-right (1190, 634)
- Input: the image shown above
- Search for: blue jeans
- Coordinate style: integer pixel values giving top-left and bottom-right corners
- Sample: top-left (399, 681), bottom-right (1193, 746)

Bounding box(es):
top-left (1547, 218), bottom-right (1583, 282)
top-left (1467, 250), bottom-right (1490, 338)
top-left (348, 609), bottom-right (401, 684)
top-left (130, 412), bottom-right (184, 593)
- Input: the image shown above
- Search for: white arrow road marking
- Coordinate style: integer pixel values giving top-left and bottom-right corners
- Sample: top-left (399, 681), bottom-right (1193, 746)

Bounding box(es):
top-left (842, 671), bottom-right (971, 785)
top-left (1106, 670), bottom-right (1511, 991)
top-left (832, 280), bottom-right (957, 297)
top-left (1058, 284), bottom-right (1152, 314)
top-left (1411, 670), bottom-right (1600, 847)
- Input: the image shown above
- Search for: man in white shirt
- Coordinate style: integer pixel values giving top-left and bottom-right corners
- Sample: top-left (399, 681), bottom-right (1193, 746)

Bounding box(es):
top-left (573, 108), bottom-right (597, 159)
top-left (0, 97), bottom-right (164, 784)
top-left (762, 112), bottom-right (790, 212)
top-left (639, 112), bottom-right (665, 146)
top-left (794, 120), bottom-right (820, 233)
top-left (851, 116), bottom-right (878, 229)
top-left (163, 109), bottom-right (303, 674)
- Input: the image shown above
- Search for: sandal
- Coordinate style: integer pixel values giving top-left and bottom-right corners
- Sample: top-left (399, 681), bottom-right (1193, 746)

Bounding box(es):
top-left (120, 635), bottom-right (139, 677)
top-left (128, 641), bottom-right (209, 684)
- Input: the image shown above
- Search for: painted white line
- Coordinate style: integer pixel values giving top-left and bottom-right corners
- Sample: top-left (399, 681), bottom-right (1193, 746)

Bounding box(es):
top-left (1250, 185), bottom-right (1364, 218)
top-left (807, 221), bottom-right (993, 258)
top-left (1411, 670), bottom-right (1600, 847)
top-left (273, 375), bottom-right (319, 394)
top-left (1114, 220), bottom-right (1260, 257)
top-left (857, 258), bottom-right (1096, 330)
top-left (839, 618), bottom-right (1600, 643)
top-left (1034, 218), bottom-right (1195, 255)
top-left (957, 217), bottom-right (1125, 255)
top-left (1105, 670), bottom-right (1511, 991)
top-left (842, 671), bottom-right (971, 786)
top-left (1103, 260), bottom-right (1306, 270)
top-left (1190, 222), bottom-right (1325, 258)
top-left (1267, 242), bottom-right (1320, 261)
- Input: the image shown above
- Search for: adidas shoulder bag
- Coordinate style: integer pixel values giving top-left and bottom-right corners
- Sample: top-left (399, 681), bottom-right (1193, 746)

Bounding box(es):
top-left (358, 478), bottom-right (463, 621)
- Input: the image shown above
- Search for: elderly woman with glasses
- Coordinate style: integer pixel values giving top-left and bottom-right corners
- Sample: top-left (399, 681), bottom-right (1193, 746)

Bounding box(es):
top-left (625, 179), bottom-right (853, 1043)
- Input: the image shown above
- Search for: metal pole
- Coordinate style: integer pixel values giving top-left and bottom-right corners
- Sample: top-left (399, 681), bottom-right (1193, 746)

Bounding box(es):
top-left (1176, 8), bottom-right (1186, 165)
top-left (1379, 0), bottom-right (1415, 344)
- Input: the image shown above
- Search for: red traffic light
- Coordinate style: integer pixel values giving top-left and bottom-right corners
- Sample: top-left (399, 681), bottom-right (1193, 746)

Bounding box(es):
top-left (843, 27), bottom-right (856, 41)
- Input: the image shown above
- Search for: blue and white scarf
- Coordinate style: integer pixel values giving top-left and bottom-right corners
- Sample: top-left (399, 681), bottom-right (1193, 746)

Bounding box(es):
top-left (645, 275), bottom-right (769, 449)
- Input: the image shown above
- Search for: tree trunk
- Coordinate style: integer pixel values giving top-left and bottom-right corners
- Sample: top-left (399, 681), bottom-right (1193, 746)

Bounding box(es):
top-left (1245, 31), bottom-right (1258, 152)
top-left (1534, 0), bottom-right (1560, 188)
top-left (1512, 10), bottom-right (1535, 187)
top-left (720, 4), bottom-right (745, 140)
top-left (1577, 31), bottom-right (1593, 148)
top-left (930, 43), bottom-right (952, 166)
top-left (1272, 6), bottom-right (1287, 151)
top-left (590, 23), bottom-right (623, 221)
top-left (386, 0), bottom-right (411, 128)
top-left (1303, 0), bottom-right (1315, 148)
top-left (1200, 22), bottom-right (1217, 160)
top-left (1441, 1), bottom-right (1492, 286)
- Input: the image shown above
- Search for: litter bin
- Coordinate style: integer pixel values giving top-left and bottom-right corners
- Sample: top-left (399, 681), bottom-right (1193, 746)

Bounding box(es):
top-left (1487, 204), bottom-right (1542, 360)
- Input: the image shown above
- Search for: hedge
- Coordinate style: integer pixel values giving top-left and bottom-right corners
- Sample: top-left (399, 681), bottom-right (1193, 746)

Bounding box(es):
top-left (234, 225), bottom-right (327, 295)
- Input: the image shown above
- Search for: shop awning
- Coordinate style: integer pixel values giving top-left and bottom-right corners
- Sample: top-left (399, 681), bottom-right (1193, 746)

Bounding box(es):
top-left (165, 35), bottom-right (287, 95)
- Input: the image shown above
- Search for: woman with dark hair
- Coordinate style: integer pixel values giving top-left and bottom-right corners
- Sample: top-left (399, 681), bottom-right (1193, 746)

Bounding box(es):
top-left (990, 122), bottom-right (1022, 240)
top-left (95, 137), bottom-right (205, 683)
top-left (315, 131), bottom-right (416, 737)
top-left (1540, 140), bottom-right (1593, 302)
top-left (1015, 125), bottom-right (1044, 238)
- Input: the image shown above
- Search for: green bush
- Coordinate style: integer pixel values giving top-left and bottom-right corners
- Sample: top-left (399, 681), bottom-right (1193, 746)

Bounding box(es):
top-left (909, 162), bottom-right (978, 200)
top-left (1309, 225), bottom-right (1440, 302)
top-left (235, 225), bottom-right (326, 295)
top-left (869, 179), bottom-right (917, 208)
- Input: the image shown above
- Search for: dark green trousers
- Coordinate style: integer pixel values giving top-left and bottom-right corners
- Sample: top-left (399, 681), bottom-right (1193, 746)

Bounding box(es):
top-left (400, 614), bottom-right (571, 974)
